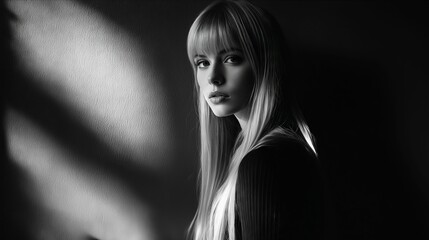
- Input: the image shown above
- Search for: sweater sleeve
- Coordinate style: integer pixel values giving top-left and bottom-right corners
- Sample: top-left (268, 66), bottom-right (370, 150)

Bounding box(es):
top-left (236, 142), bottom-right (323, 240)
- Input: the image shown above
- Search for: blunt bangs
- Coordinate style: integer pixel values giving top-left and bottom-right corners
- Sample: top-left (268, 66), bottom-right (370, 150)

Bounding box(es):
top-left (187, 7), bottom-right (241, 64)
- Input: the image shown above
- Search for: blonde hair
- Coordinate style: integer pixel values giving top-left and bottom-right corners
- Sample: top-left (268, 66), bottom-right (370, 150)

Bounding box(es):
top-left (186, 1), bottom-right (316, 239)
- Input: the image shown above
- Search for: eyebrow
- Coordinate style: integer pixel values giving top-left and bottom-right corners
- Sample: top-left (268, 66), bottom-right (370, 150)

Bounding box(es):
top-left (194, 48), bottom-right (243, 59)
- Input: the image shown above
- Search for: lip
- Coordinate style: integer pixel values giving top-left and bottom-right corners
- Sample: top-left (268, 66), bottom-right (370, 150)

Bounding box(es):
top-left (209, 96), bottom-right (228, 104)
top-left (209, 91), bottom-right (229, 99)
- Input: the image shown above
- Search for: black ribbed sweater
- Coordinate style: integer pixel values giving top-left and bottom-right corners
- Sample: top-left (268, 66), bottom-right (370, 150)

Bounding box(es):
top-left (234, 138), bottom-right (324, 240)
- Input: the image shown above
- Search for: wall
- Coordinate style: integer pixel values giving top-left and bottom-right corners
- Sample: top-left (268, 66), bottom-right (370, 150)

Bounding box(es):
top-left (2, 0), bottom-right (428, 239)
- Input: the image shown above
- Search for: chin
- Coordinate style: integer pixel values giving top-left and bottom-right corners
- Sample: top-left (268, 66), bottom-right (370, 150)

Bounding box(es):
top-left (210, 107), bottom-right (234, 118)
top-left (212, 110), bottom-right (232, 118)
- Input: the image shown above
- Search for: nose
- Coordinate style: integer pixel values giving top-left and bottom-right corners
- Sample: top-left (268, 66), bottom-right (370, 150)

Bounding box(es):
top-left (207, 62), bottom-right (224, 86)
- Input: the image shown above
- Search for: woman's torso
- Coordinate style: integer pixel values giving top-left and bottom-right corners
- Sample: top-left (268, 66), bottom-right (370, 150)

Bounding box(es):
top-left (232, 138), bottom-right (324, 240)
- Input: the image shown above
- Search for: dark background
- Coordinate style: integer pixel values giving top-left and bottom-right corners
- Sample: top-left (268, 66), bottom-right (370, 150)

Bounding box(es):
top-left (1, 1), bottom-right (428, 239)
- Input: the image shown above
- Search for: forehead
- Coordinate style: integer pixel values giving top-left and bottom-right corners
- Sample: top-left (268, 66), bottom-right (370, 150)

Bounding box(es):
top-left (194, 48), bottom-right (243, 59)
top-left (190, 21), bottom-right (241, 57)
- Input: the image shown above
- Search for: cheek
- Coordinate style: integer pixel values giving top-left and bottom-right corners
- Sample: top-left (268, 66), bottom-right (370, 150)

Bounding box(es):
top-left (196, 72), bottom-right (208, 90)
top-left (196, 72), bottom-right (209, 101)
top-left (230, 69), bottom-right (254, 102)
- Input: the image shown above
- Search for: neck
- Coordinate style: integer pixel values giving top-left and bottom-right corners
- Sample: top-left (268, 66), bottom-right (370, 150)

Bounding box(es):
top-left (234, 106), bottom-right (250, 130)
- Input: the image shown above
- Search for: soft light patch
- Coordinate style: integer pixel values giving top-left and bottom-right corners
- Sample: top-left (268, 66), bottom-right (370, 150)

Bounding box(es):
top-left (8, 0), bottom-right (172, 170)
top-left (6, 109), bottom-right (157, 240)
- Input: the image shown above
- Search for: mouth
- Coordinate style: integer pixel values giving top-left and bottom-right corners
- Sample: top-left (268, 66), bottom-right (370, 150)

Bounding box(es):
top-left (209, 91), bottom-right (229, 99)
top-left (208, 91), bottom-right (230, 104)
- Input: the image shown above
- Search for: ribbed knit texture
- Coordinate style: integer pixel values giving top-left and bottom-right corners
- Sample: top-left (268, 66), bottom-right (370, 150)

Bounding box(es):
top-left (235, 139), bottom-right (324, 240)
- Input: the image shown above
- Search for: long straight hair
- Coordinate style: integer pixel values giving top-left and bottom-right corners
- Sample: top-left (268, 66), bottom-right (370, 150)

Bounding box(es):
top-left (186, 1), bottom-right (316, 239)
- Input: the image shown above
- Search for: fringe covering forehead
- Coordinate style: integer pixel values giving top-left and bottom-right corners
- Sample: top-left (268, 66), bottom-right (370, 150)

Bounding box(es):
top-left (187, 8), bottom-right (241, 61)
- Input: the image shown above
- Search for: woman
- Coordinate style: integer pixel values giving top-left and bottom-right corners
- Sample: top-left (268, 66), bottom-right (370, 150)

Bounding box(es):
top-left (186, 0), bottom-right (324, 239)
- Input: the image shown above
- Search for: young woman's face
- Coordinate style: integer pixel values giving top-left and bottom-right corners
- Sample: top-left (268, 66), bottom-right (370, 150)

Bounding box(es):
top-left (194, 47), bottom-right (254, 119)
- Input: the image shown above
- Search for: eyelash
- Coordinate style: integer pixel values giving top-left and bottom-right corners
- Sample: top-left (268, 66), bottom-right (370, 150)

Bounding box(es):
top-left (224, 55), bottom-right (242, 64)
top-left (196, 60), bottom-right (210, 68)
top-left (195, 55), bottom-right (243, 68)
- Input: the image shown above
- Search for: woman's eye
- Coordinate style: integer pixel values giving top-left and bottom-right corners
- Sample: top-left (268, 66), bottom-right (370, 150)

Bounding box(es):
top-left (196, 60), bottom-right (210, 68)
top-left (224, 55), bottom-right (243, 64)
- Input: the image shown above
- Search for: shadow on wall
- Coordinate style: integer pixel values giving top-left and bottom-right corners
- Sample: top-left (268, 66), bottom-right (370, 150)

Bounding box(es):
top-left (0, 1), bottom-right (35, 239)
top-left (291, 51), bottom-right (429, 239)
top-left (2, 0), bottom-right (198, 239)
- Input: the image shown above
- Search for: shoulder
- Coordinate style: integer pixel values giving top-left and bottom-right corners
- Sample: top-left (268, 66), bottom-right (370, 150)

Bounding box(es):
top-left (236, 138), bottom-right (325, 239)
top-left (237, 138), bottom-right (321, 190)
top-left (240, 138), bottom-right (318, 174)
